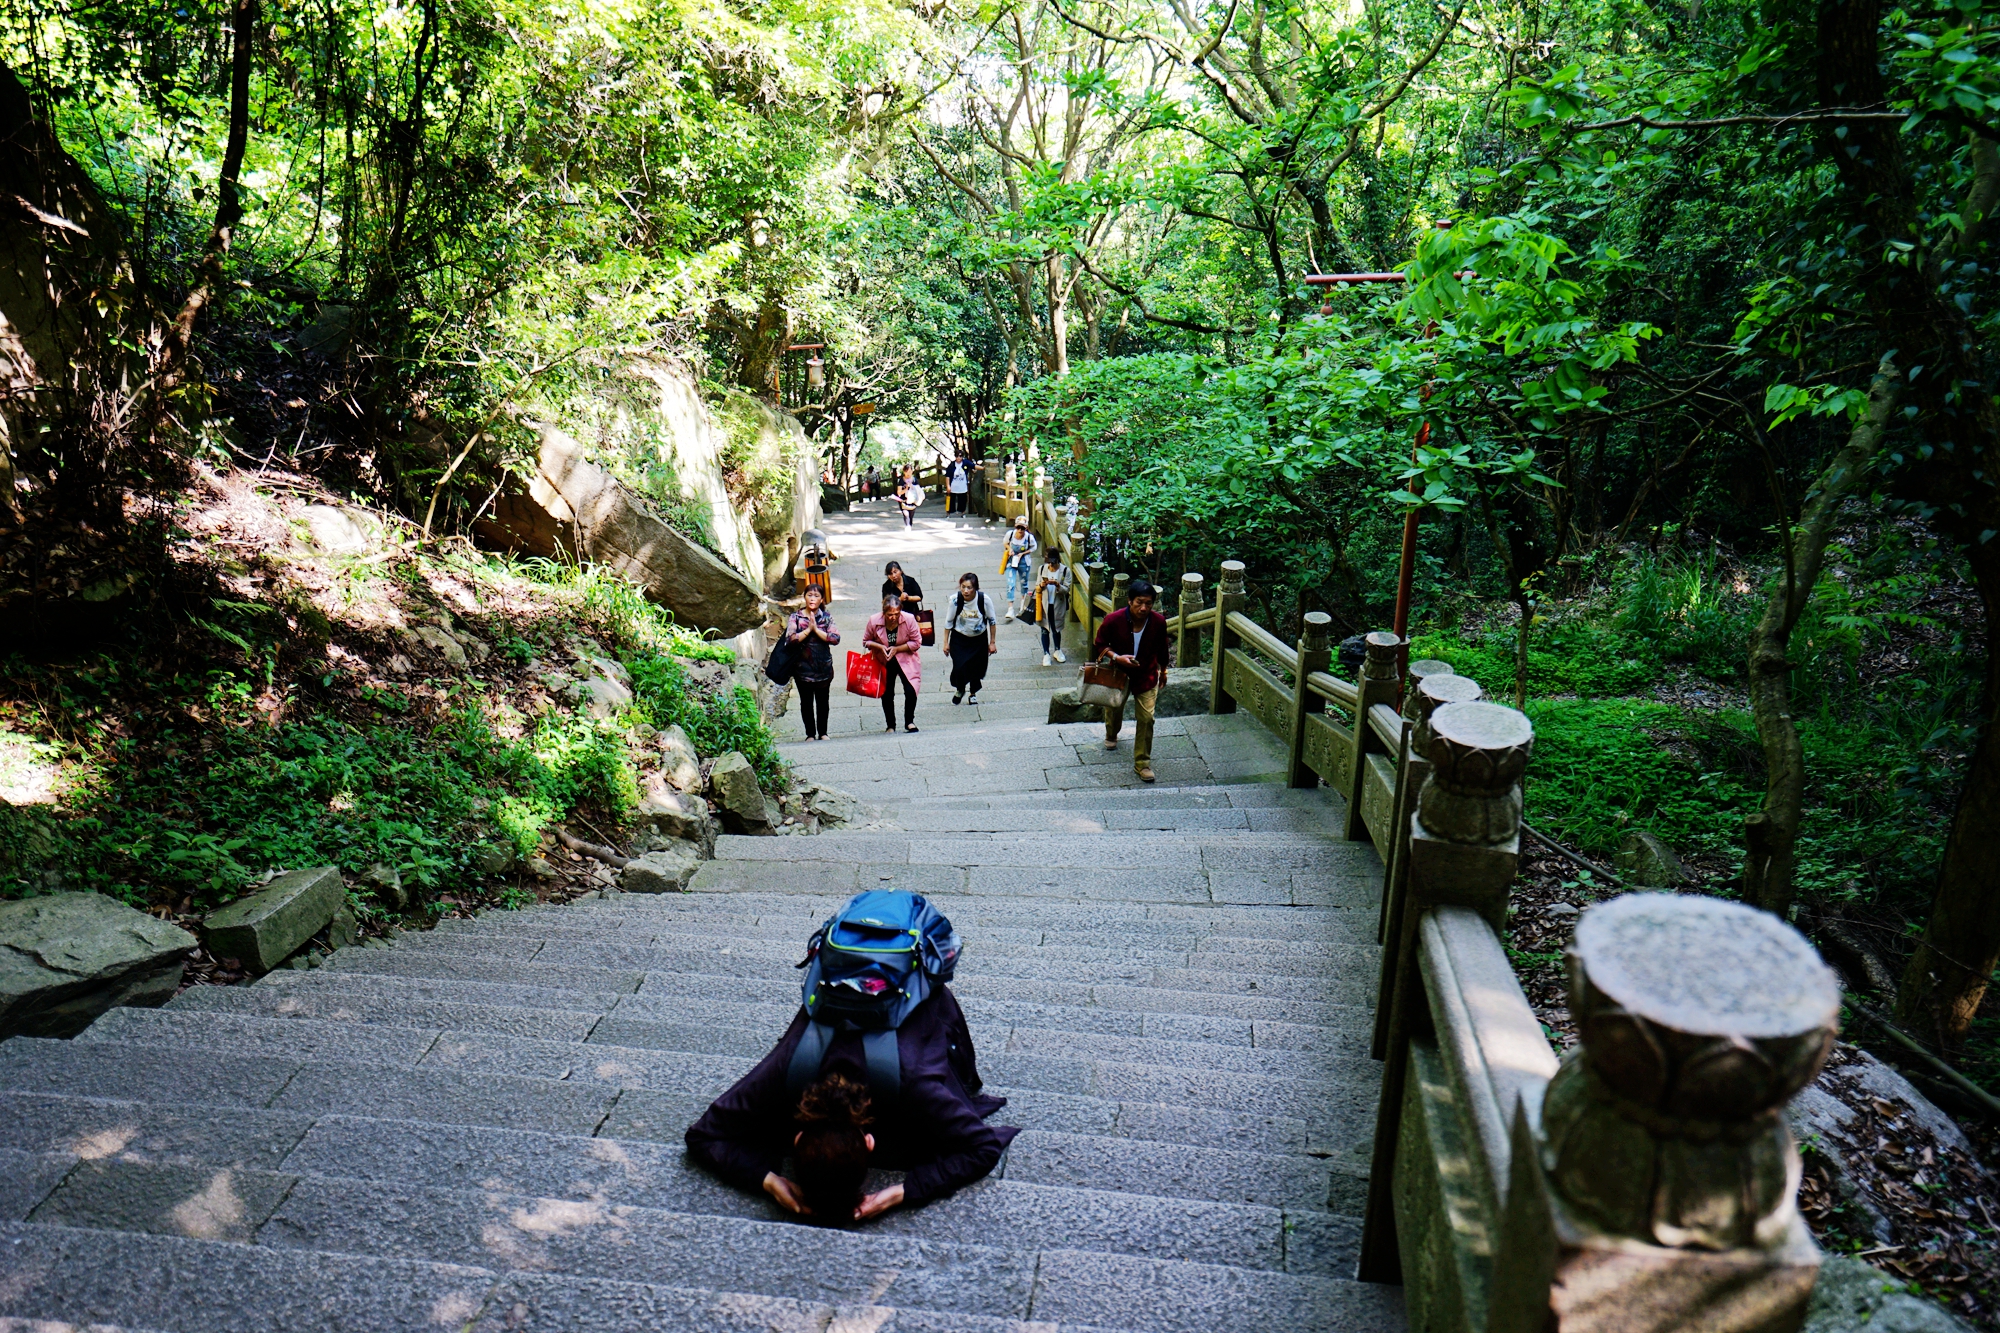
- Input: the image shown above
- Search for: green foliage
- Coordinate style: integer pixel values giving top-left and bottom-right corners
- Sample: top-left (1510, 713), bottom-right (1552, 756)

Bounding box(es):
top-left (1, 670), bottom-right (636, 909)
top-left (625, 651), bottom-right (787, 793)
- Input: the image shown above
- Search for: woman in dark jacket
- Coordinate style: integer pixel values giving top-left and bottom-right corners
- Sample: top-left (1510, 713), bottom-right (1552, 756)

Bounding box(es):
top-left (786, 583), bottom-right (840, 741)
top-left (882, 560), bottom-right (922, 615)
top-left (685, 987), bottom-right (1017, 1223)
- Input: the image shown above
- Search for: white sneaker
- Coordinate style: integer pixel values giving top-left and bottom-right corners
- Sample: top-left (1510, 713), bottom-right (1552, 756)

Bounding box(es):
top-left (1004, 607), bottom-right (1015, 622)
top-left (1042, 653), bottom-right (1052, 667)
top-left (1053, 649), bottom-right (1067, 663)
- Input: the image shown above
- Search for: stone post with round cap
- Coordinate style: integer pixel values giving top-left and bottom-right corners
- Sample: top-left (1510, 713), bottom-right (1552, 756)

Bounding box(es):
top-left (1207, 560), bottom-right (1248, 717)
top-left (1488, 892), bottom-right (1840, 1333)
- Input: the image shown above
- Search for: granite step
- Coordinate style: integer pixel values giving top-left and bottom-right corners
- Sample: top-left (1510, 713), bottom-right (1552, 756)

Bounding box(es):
top-left (8, 1103), bottom-right (1363, 1276)
top-left (179, 978), bottom-right (1375, 1059)
top-left (68, 1010), bottom-right (1380, 1135)
top-left (425, 905), bottom-right (1380, 949)
top-left (382, 927), bottom-right (1378, 981)
top-left (305, 949), bottom-right (1378, 1025)
top-left (0, 1220), bottom-right (1099, 1333)
top-left (313, 937), bottom-right (1379, 1006)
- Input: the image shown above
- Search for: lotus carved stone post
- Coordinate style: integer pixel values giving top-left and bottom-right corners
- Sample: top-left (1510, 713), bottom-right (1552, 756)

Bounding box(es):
top-left (1343, 631), bottom-right (1410, 842)
top-left (1377, 672), bottom-right (1486, 956)
top-left (1287, 611), bottom-right (1333, 788)
top-left (1209, 561), bottom-right (1248, 716)
top-left (1360, 698), bottom-right (1535, 1281)
top-left (1491, 894), bottom-right (1838, 1333)
top-left (1176, 572), bottom-right (1204, 668)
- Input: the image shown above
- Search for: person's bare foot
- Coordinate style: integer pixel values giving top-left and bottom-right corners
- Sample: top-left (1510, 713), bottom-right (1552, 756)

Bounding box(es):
top-left (1103, 739), bottom-right (1118, 751)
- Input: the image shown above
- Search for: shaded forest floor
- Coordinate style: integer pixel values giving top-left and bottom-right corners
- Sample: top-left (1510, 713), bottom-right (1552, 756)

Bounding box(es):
top-left (0, 460), bottom-right (784, 955)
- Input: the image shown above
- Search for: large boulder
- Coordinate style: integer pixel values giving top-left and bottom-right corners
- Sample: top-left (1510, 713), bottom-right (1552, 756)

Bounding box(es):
top-left (475, 426), bottom-right (766, 636)
top-left (710, 751), bottom-right (775, 835)
top-left (1615, 830), bottom-right (1688, 887)
top-left (0, 892), bottom-right (196, 1038)
top-left (636, 773), bottom-right (715, 854)
top-left (1804, 1255), bottom-right (1970, 1333)
top-left (659, 724), bottom-right (702, 792)
top-left (201, 866), bottom-right (346, 975)
top-left (800, 783), bottom-right (863, 828)
top-left (620, 841), bottom-right (703, 893)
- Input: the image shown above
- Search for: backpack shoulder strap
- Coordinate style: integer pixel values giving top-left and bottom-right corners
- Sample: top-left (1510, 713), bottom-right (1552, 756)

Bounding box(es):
top-left (785, 1019), bottom-right (837, 1098)
top-left (861, 1028), bottom-right (901, 1099)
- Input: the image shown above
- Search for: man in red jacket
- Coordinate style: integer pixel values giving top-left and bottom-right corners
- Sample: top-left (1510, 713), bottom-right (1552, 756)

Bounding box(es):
top-left (1091, 578), bottom-right (1172, 782)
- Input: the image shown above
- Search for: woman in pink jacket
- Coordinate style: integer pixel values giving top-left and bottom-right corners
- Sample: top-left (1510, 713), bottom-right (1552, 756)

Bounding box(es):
top-left (863, 594), bottom-right (923, 733)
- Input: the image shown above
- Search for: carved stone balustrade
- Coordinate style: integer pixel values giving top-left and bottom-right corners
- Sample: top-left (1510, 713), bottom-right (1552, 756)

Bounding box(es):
top-left (1176, 571), bottom-right (1204, 668)
top-left (1405, 658), bottom-right (1456, 718)
top-left (1492, 893), bottom-right (1841, 1333)
top-left (1410, 673), bottom-right (1484, 760)
top-left (1418, 700), bottom-right (1533, 847)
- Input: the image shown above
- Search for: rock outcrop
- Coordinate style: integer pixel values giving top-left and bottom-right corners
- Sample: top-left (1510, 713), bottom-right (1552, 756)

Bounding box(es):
top-left (619, 841), bottom-right (703, 893)
top-left (636, 774), bottom-right (715, 854)
top-left (201, 865), bottom-right (346, 975)
top-left (0, 892), bottom-right (195, 1038)
top-left (709, 751), bottom-right (776, 835)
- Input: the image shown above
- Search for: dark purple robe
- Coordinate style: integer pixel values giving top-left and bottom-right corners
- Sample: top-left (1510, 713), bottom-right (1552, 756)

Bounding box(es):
top-left (683, 986), bottom-right (1020, 1208)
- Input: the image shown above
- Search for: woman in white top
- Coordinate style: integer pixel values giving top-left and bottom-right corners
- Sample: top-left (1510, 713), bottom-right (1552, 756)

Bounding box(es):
top-left (942, 572), bottom-right (1000, 706)
top-left (897, 477), bottom-right (924, 528)
top-left (1033, 547), bottom-right (1071, 667)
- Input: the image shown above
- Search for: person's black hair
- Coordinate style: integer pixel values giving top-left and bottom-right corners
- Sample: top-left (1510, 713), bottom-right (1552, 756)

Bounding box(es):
top-left (794, 1073), bottom-right (873, 1224)
top-left (1042, 547), bottom-right (1061, 564)
top-left (957, 572), bottom-right (980, 592)
top-left (1128, 578), bottom-right (1156, 602)
top-left (883, 561), bottom-right (902, 577)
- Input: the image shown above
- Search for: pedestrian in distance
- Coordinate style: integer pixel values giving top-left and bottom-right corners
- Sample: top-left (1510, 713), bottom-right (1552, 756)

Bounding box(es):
top-left (945, 450), bottom-right (971, 515)
top-left (942, 572), bottom-right (1000, 706)
top-left (865, 593), bottom-right (923, 733)
top-left (882, 561), bottom-right (922, 616)
top-left (786, 583), bottom-right (840, 741)
top-left (863, 464), bottom-right (880, 500)
top-left (1033, 547), bottom-right (1071, 667)
top-left (999, 515), bottom-right (1037, 621)
top-left (897, 473), bottom-right (924, 528)
top-left (1091, 577), bottom-right (1172, 783)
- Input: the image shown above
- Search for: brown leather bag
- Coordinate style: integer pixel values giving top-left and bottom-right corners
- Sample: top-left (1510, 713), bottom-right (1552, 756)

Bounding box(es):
top-left (1077, 658), bottom-right (1129, 709)
top-left (917, 608), bottom-right (936, 646)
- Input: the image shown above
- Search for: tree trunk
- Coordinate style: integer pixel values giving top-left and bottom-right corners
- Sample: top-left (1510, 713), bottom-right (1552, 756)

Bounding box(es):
top-left (1897, 536), bottom-right (2000, 1048)
top-left (150, 0), bottom-right (256, 419)
top-left (1815, 0), bottom-right (2000, 1046)
top-left (1742, 355), bottom-right (1901, 923)
top-left (735, 290), bottom-right (789, 398)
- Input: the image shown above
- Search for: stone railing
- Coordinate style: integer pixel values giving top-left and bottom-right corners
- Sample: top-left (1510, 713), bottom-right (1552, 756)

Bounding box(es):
top-left (1009, 542), bottom-right (1846, 1333)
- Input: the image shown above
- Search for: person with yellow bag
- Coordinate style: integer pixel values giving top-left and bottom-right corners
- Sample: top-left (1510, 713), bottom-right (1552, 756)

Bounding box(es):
top-left (998, 516), bottom-right (1037, 621)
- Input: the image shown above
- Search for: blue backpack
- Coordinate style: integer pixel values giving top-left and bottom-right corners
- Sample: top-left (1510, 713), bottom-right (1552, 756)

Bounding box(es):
top-left (785, 890), bottom-right (961, 1099)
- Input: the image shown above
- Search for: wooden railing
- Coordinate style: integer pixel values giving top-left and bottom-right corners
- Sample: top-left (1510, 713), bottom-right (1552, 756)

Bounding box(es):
top-left (983, 483), bottom-right (1845, 1333)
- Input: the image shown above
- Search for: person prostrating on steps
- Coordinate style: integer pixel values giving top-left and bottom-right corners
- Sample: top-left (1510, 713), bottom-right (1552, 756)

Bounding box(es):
top-left (942, 572), bottom-right (999, 706)
top-left (685, 891), bottom-right (1018, 1224)
top-left (864, 593), bottom-right (922, 733)
top-left (1092, 577), bottom-right (1172, 783)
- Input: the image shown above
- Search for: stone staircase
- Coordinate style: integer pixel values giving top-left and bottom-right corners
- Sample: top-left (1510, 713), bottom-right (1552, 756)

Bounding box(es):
top-left (0, 498), bottom-right (1403, 1332)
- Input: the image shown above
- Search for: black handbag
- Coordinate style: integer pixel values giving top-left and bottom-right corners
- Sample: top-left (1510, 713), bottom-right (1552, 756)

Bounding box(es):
top-left (765, 628), bottom-right (801, 686)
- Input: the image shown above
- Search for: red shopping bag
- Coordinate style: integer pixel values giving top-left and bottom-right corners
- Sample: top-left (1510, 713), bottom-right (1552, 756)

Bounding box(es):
top-left (845, 650), bottom-right (885, 698)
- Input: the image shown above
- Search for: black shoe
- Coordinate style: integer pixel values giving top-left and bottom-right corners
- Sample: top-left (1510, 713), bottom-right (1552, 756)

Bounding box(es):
top-left (967, 693), bottom-right (980, 706)
top-left (905, 723), bottom-right (919, 732)
top-left (953, 690), bottom-right (964, 705)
